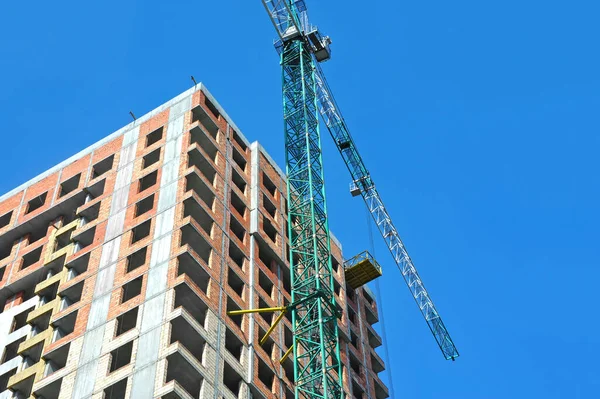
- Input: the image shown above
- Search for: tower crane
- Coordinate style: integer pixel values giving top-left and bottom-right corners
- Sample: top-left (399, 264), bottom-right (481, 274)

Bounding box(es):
top-left (229, 1), bottom-right (459, 398)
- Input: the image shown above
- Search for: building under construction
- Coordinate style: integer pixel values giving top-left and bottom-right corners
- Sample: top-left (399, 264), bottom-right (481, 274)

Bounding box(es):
top-left (0, 85), bottom-right (388, 399)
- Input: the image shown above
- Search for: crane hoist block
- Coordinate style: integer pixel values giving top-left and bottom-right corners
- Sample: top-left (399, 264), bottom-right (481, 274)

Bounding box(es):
top-left (343, 251), bottom-right (382, 290)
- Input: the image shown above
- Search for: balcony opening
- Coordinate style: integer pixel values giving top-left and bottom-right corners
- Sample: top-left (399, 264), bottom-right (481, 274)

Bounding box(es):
top-left (231, 168), bottom-right (246, 195)
top-left (170, 316), bottom-right (206, 364)
top-left (21, 246), bottom-right (42, 270)
top-left (229, 214), bottom-right (245, 244)
top-left (231, 130), bottom-right (247, 152)
top-left (370, 352), bottom-right (385, 373)
top-left (146, 127), bottom-right (163, 147)
top-left (109, 341), bottom-right (133, 372)
top-left (332, 257), bottom-right (341, 274)
top-left (0, 367), bottom-right (17, 392)
top-left (262, 173), bottom-right (277, 197)
top-left (285, 386), bottom-right (294, 399)
top-left (257, 356), bottom-right (275, 391)
top-left (59, 174), bottom-right (81, 198)
top-left (225, 328), bottom-right (244, 361)
top-left (121, 277), bottom-right (143, 303)
top-left (190, 126), bottom-right (218, 163)
top-left (126, 246), bottom-right (147, 273)
top-left (66, 251), bottom-right (90, 276)
top-left (104, 378), bottom-right (127, 399)
top-left (92, 155), bottom-right (114, 179)
top-left (258, 269), bottom-right (274, 298)
top-left (185, 172), bottom-right (216, 210)
top-left (139, 170), bottom-right (158, 193)
top-left (26, 192), bottom-right (47, 214)
top-left (115, 307), bottom-right (139, 337)
top-left (228, 240), bottom-right (245, 270)
top-left (227, 268), bottom-right (245, 299)
top-left (134, 194), bottom-right (154, 218)
top-left (131, 220), bottom-right (151, 244)
top-left (10, 307), bottom-right (32, 333)
top-left (180, 225), bottom-right (212, 266)
top-left (230, 191), bottom-right (246, 219)
top-left (1, 336), bottom-right (25, 363)
top-left (223, 361), bottom-right (243, 397)
top-left (192, 105), bottom-right (219, 140)
top-left (177, 252), bottom-right (210, 295)
top-left (263, 195), bottom-right (276, 218)
top-left (174, 283), bottom-right (209, 328)
top-left (73, 225), bottom-right (96, 251)
top-left (232, 147), bottom-right (246, 172)
top-left (166, 352), bottom-right (203, 398)
top-left (262, 218), bottom-right (277, 244)
top-left (188, 148), bottom-right (217, 186)
top-left (183, 198), bottom-right (213, 236)
top-left (44, 341), bottom-right (70, 376)
top-left (347, 287), bottom-right (356, 302)
top-left (60, 282), bottom-right (83, 310)
top-left (333, 278), bottom-right (342, 298)
top-left (353, 381), bottom-right (365, 399)
top-left (142, 148), bottom-right (161, 169)
top-left (0, 211), bottom-right (12, 229)
top-left (226, 297), bottom-right (244, 330)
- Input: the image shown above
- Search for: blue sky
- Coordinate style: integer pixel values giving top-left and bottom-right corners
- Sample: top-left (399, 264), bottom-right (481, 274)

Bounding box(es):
top-left (1, 0), bottom-right (599, 397)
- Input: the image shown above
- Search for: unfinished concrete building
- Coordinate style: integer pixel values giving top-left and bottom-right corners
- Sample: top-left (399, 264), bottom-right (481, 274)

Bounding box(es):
top-left (0, 85), bottom-right (388, 399)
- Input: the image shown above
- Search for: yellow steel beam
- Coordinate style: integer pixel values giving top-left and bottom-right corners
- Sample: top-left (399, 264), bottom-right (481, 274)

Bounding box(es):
top-left (227, 306), bottom-right (287, 316)
top-left (280, 346), bottom-right (293, 364)
top-left (260, 309), bottom-right (287, 346)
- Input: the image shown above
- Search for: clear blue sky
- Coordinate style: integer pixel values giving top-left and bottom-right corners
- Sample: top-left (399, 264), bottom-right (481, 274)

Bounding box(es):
top-left (1, 1), bottom-right (599, 397)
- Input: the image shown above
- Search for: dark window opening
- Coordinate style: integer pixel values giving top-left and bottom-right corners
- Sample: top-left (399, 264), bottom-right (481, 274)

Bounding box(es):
top-left (109, 341), bottom-right (133, 372)
top-left (146, 127), bottom-right (163, 147)
top-left (126, 247), bottom-right (147, 273)
top-left (115, 307), bottom-right (139, 337)
top-left (257, 357), bottom-right (275, 390)
top-left (230, 191), bottom-right (247, 219)
top-left (227, 268), bottom-right (245, 299)
top-left (231, 168), bottom-right (246, 194)
top-left (104, 378), bottom-right (127, 399)
top-left (223, 361), bottom-right (243, 397)
top-left (131, 220), bottom-right (151, 244)
top-left (191, 105), bottom-right (219, 139)
top-left (10, 308), bottom-right (32, 333)
top-left (262, 173), bottom-right (277, 197)
top-left (21, 247), bottom-right (43, 270)
top-left (142, 148), bottom-right (161, 169)
top-left (59, 173), bottom-right (81, 198)
top-left (134, 194), bottom-right (154, 217)
top-left (258, 297), bottom-right (272, 324)
top-left (204, 97), bottom-right (221, 120)
top-left (232, 147), bottom-right (246, 172)
top-left (2, 337), bottom-right (26, 363)
top-left (229, 215), bottom-right (245, 243)
top-left (0, 211), bottom-right (12, 229)
top-left (231, 130), bottom-right (247, 152)
top-left (258, 269), bottom-right (274, 298)
top-left (258, 326), bottom-right (274, 357)
top-left (263, 195), bottom-right (276, 218)
top-left (228, 240), bottom-right (245, 269)
top-left (138, 171), bottom-right (158, 193)
top-left (190, 126), bottom-right (218, 163)
top-left (0, 368), bottom-right (17, 392)
top-left (263, 219), bottom-right (277, 243)
top-left (225, 328), bottom-right (244, 360)
top-left (121, 277), bottom-right (143, 303)
top-left (348, 307), bottom-right (357, 325)
top-left (26, 192), bottom-right (47, 214)
top-left (92, 155), bottom-right (114, 179)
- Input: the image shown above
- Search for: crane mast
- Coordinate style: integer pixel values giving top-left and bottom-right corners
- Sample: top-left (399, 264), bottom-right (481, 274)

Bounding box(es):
top-left (259, 1), bottom-right (459, 399)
